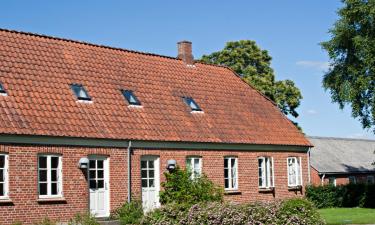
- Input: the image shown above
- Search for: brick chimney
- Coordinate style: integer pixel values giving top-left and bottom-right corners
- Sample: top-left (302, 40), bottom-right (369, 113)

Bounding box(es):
top-left (177, 41), bottom-right (194, 65)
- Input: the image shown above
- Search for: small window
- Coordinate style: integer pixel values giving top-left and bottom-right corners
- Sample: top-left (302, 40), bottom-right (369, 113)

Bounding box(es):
top-left (349, 176), bottom-right (356, 184)
top-left (0, 83), bottom-right (7, 95)
top-left (224, 157), bottom-right (238, 190)
top-left (183, 97), bottom-right (202, 112)
top-left (328, 177), bottom-right (336, 186)
top-left (258, 157), bottom-right (274, 188)
top-left (367, 176), bottom-right (374, 184)
top-left (71, 84), bottom-right (91, 101)
top-left (38, 155), bottom-right (63, 198)
top-left (287, 157), bottom-right (302, 187)
top-left (122, 90), bottom-right (141, 106)
top-left (186, 157), bottom-right (202, 179)
top-left (0, 154), bottom-right (9, 199)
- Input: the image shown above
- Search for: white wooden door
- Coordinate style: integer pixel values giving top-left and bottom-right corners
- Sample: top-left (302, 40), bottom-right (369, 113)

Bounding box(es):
top-left (89, 156), bottom-right (110, 217)
top-left (141, 156), bottom-right (160, 212)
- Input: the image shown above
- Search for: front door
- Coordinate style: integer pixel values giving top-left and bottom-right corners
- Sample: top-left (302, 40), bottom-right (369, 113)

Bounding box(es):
top-left (89, 156), bottom-right (110, 217)
top-left (141, 156), bottom-right (160, 212)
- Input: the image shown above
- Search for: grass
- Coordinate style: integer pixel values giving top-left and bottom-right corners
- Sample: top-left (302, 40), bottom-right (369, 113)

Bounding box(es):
top-left (319, 208), bottom-right (375, 225)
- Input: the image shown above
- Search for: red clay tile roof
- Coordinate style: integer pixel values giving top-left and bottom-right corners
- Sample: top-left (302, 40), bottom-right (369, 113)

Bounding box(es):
top-left (0, 28), bottom-right (311, 146)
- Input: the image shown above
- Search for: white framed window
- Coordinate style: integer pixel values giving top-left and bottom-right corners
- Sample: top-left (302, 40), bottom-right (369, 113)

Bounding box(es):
top-left (38, 155), bottom-right (63, 198)
top-left (348, 176), bottom-right (356, 184)
top-left (287, 157), bottom-right (302, 187)
top-left (328, 177), bottom-right (336, 186)
top-left (224, 157), bottom-right (238, 190)
top-left (258, 157), bottom-right (274, 188)
top-left (367, 176), bottom-right (374, 184)
top-left (0, 154), bottom-right (9, 199)
top-left (186, 156), bottom-right (202, 179)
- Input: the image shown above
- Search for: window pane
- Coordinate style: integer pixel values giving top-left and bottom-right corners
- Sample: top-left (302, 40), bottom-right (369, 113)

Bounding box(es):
top-left (39, 157), bottom-right (47, 168)
top-left (0, 156), bottom-right (4, 168)
top-left (51, 170), bottom-right (57, 182)
top-left (224, 159), bottom-right (228, 168)
top-left (231, 158), bottom-right (236, 168)
top-left (0, 183), bottom-right (3, 196)
top-left (89, 160), bottom-right (96, 169)
top-left (194, 159), bottom-right (200, 169)
top-left (89, 170), bottom-right (96, 179)
top-left (141, 161), bottom-right (147, 169)
top-left (142, 179), bottom-right (148, 188)
top-left (51, 157), bottom-right (59, 169)
top-left (148, 170), bottom-right (154, 178)
top-left (39, 183), bottom-right (47, 195)
top-left (0, 170), bottom-right (3, 182)
top-left (224, 168), bottom-right (228, 178)
top-left (97, 170), bottom-right (104, 179)
top-left (97, 180), bottom-right (104, 189)
top-left (51, 183), bottom-right (58, 195)
top-left (224, 179), bottom-right (229, 188)
top-left (141, 170), bottom-right (148, 178)
top-left (149, 161), bottom-right (154, 169)
top-left (149, 179), bottom-right (154, 187)
top-left (39, 170), bottom-right (47, 182)
top-left (97, 160), bottom-right (103, 169)
top-left (89, 180), bottom-right (96, 189)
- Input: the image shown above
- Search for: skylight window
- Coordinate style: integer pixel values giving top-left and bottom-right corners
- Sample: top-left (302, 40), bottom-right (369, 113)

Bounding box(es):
top-left (122, 90), bottom-right (141, 106)
top-left (71, 84), bottom-right (91, 101)
top-left (183, 97), bottom-right (202, 112)
top-left (0, 83), bottom-right (7, 95)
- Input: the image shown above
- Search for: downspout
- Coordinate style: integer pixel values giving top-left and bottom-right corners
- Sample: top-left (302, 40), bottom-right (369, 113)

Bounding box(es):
top-left (307, 147), bottom-right (311, 184)
top-left (321, 173), bottom-right (325, 186)
top-left (127, 141), bottom-right (132, 203)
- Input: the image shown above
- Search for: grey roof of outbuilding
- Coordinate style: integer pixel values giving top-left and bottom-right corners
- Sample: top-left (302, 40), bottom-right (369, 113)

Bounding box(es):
top-left (308, 136), bottom-right (375, 174)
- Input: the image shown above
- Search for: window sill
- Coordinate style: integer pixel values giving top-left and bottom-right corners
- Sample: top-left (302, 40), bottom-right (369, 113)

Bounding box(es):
top-left (288, 185), bottom-right (302, 191)
top-left (37, 197), bottom-right (66, 203)
top-left (258, 187), bottom-right (275, 193)
top-left (224, 190), bottom-right (242, 195)
top-left (128, 105), bottom-right (143, 109)
top-left (0, 198), bottom-right (13, 204)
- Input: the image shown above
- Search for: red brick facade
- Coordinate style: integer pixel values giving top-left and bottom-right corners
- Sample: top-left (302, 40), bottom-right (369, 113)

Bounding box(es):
top-left (310, 167), bottom-right (375, 186)
top-left (0, 144), bottom-right (307, 224)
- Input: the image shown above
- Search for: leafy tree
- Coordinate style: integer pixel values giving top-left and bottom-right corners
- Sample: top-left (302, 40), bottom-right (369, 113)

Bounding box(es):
top-left (200, 40), bottom-right (302, 120)
top-left (321, 0), bottom-right (375, 132)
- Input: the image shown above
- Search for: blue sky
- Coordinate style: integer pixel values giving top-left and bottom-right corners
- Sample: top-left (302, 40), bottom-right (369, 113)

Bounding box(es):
top-left (1, 0), bottom-right (374, 139)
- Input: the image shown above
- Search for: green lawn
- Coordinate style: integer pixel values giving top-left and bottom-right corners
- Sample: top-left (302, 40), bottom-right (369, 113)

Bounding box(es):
top-left (319, 208), bottom-right (375, 225)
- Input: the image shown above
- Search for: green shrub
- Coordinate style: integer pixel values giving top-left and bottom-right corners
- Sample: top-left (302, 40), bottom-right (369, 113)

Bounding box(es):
top-left (141, 198), bottom-right (325, 225)
top-left (306, 184), bottom-right (375, 208)
top-left (159, 167), bottom-right (223, 206)
top-left (68, 213), bottom-right (100, 225)
top-left (34, 218), bottom-right (56, 225)
top-left (112, 200), bottom-right (144, 225)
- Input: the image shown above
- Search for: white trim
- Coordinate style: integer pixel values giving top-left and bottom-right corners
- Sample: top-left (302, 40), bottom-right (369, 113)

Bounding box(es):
top-left (224, 157), bottom-right (238, 191)
top-left (0, 154), bottom-right (9, 199)
top-left (258, 157), bottom-right (274, 188)
top-left (38, 154), bottom-right (63, 199)
top-left (287, 157), bottom-right (302, 187)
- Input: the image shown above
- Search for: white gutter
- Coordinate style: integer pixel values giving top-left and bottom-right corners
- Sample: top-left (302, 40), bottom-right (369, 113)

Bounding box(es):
top-left (307, 147), bottom-right (312, 184)
top-left (321, 173), bottom-right (325, 186)
top-left (127, 141), bottom-right (132, 203)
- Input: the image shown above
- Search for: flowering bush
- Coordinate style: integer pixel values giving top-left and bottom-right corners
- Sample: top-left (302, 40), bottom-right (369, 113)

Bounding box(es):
top-left (141, 198), bottom-right (325, 225)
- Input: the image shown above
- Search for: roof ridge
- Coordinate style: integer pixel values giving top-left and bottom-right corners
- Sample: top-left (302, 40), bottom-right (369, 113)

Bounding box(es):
top-left (308, 136), bottom-right (375, 142)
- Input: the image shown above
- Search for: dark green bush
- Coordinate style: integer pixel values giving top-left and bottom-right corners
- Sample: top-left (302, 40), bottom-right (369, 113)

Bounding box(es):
top-left (111, 200), bottom-right (144, 225)
top-left (159, 167), bottom-right (223, 206)
top-left (68, 213), bottom-right (100, 225)
top-left (306, 184), bottom-right (375, 208)
top-left (141, 198), bottom-right (325, 225)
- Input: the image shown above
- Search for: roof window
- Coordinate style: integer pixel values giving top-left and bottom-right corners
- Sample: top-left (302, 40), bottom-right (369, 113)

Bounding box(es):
top-left (71, 84), bottom-right (91, 101)
top-left (122, 90), bottom-right (141, 106)
top-left (0, 83), bottom-right (7, 95)
top-left (183, 97), bottom-right (202, 112)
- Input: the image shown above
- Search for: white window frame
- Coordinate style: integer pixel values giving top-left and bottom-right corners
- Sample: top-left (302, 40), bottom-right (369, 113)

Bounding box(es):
top-left (186, 156), bottom-right (202, 180)
top-left (287, 157), bottom-right (303, 187)
top-left (224, 157), bottom-right (238, 191)
top-left (367, 175), bottom-right (375, 184)
top-left (38, 155), bottom-right (63, 198)
top-left (328, 177), bottom-right (336, 186)
top-left (0, 154), bottom-right (9, 199)
top-left (348, 176), bottom-right (356, 184)
top-left (258, 157), bottom-right (274, 188)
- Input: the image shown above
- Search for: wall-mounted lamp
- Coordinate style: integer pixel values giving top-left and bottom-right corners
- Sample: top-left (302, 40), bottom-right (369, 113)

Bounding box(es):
top-left (78, 157), bottom-right (89, 169)
top-left (166, 159), bottom-right (177, 172)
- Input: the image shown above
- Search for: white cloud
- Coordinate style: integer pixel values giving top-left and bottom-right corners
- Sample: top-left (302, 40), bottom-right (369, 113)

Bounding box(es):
top-left (306, 109), bottom-right (318, 115)
top-left (296, 61), bottom-right (330, 71)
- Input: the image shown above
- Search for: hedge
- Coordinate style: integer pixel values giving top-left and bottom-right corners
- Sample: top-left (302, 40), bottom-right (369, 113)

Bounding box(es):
top-left (306, 184), bottom-right (375, 208)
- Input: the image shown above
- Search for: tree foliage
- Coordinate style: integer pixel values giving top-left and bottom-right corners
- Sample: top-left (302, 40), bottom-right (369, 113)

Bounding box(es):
top-left (322, 0), bottom-right (375, 131)
top-left (200, 40), bottom-right (302, 119)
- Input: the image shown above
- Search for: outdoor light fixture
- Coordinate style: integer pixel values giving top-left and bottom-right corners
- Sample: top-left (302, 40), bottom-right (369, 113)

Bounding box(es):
top-left (166, 159), bottom-right (177, 171)
top-left (78, 157), bottom-right (89, 169)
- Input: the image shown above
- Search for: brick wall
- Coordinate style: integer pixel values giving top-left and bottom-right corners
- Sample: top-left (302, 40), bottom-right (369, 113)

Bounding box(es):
top-left (0, 144), bottom-right (308, 224)
top-left (310, 167), bottom-right (375, 186)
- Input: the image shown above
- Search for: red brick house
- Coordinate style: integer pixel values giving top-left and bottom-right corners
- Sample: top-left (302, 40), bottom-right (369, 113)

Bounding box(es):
top-left (309, 136), bottom-right (375, 186)
top-left (0, 28), bottom-right (311, 224)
